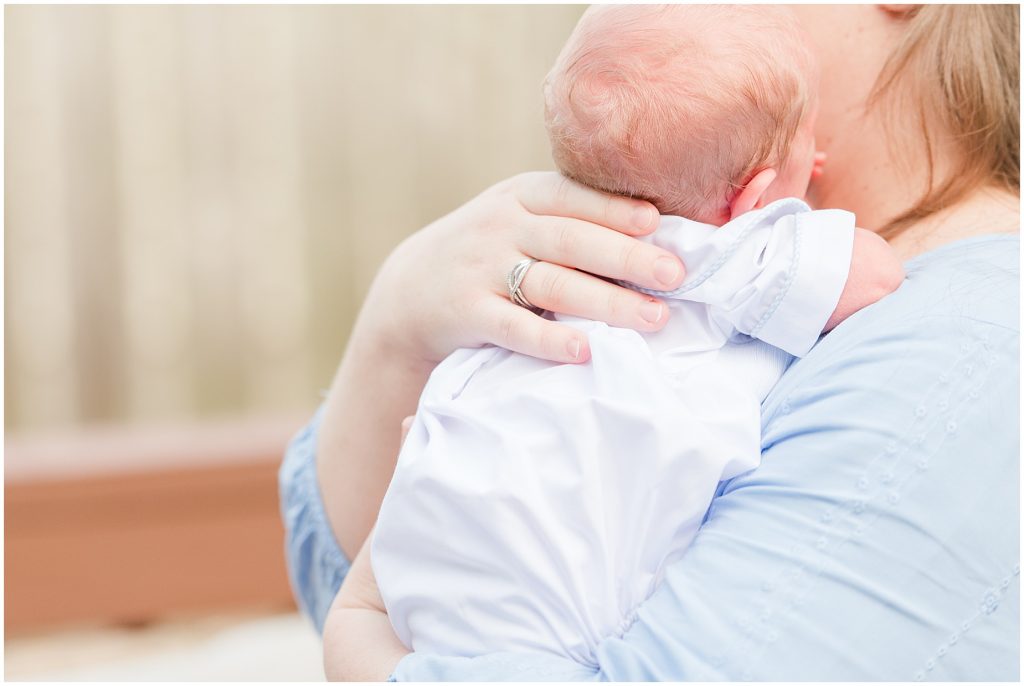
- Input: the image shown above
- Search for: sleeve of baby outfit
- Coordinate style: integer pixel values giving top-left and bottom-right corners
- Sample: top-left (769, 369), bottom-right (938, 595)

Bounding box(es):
top-left (648, 199), bottom-right (855, 358)
top-left (278, 404), bottom-right (351, 633)
top-left (393, 236), bottom-right (1020, 681)
top-left (747, 207), bottom-right (855, 356)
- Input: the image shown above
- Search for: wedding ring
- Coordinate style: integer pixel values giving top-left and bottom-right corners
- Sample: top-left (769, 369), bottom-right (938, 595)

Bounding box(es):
top-left (506, 257), bottom-right (540, 311)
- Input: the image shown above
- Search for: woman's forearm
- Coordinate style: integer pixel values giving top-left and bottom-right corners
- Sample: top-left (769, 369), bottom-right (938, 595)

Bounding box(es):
top-left (318, 341), bottom-right (431, 560)
top-left (324, 536), bottom-right (410, 681)
top-left (317, 252), bottom-right (436, 560)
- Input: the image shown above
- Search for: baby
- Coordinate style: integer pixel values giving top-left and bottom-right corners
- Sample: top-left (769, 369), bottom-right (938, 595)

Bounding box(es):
top-left (363, 4), bottom-right (903, 669)
top-left (547, 4), bottom-right (820, 225)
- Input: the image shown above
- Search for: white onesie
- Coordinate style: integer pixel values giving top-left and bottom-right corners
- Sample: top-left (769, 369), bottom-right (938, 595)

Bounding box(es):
top-left (372, 198), bottom-right (855, 667)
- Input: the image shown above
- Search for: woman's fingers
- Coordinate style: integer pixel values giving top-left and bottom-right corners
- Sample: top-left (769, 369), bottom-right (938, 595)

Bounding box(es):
top-left (520, 215), bottom-right (685, 291)
top-left (482, 299), bottom-right (592, 364)
top-left (377, 173), bottom-right (684, 367)
top-left (512, 172), bottom-right (660, 237)
top-left (518, 261), bottom-right (668, 331)
top-left (483, 256), bottom-right (673, 364)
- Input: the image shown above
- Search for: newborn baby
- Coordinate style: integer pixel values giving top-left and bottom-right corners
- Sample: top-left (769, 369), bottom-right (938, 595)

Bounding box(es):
top-left (369, 4), bottom-right (904, 667)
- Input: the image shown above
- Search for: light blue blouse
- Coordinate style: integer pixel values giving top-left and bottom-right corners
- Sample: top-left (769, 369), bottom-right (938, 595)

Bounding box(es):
top-left (279, 234), bottom-right (1019, 681)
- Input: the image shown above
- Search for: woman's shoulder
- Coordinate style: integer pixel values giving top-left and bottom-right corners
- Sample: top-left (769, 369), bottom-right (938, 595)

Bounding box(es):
top-left (697, 234), bottom-right (1020, 680)
top-left (893, 233), bottom-right (1019, 327)
top-left (765, 233), bottom-right (1019, 419)
top-left (837, 232), bottom-right (1017, 340)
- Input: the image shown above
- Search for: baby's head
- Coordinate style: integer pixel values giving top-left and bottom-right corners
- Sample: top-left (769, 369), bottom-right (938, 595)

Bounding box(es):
top-left (544, 5), bottom-right (818, 226)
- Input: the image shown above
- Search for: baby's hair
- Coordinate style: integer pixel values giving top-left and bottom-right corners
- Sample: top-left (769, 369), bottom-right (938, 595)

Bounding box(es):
top-left (544, 5), bottom-right (815, 223)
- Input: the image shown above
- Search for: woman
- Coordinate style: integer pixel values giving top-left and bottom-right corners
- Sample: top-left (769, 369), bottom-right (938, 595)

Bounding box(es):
top-left (280, 5), bottom-right (1019, 680)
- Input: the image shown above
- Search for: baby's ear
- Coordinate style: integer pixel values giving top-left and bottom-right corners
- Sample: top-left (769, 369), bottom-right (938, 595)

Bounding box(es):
top-left (728, 168), bottom-right (777, 221)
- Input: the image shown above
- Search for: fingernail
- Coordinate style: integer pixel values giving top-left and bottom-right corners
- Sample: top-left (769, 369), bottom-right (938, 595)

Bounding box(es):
top-left (633, 206), bottom-right (654, 230)
top-left (640, 300), bottom-right (664, 324)
top-left (654, 256), bottom-right (681, 286)
top-left (567, 337), bottom-right (581, 360)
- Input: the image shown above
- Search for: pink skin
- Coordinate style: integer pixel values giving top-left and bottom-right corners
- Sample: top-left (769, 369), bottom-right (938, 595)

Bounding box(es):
top-left (736, 92), bottom-right (821, 216)
top-left (724, 109), bottom-right (820, 222)
top-left (766, 112), bottom-right (820, 204)
top-left (792, 4), bottom-right (1017, 262)
top-left (741, 101), bottom-right (904, 334)
top-left (788, 5), bottom-right (913, 229)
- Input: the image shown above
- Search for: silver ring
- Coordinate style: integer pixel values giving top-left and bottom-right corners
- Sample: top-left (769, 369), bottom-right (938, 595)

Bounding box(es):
top-left (506, 257), bottom-right (540, 311)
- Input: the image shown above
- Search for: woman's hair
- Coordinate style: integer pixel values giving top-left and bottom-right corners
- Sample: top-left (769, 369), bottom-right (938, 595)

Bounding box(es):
top-left (872, 4), bottom-right (1020, 238)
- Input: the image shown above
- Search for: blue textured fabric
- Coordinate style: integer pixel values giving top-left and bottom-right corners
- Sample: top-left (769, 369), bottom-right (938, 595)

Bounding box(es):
top-left (280, 234), bottom-right (1019, 680)
top-left (278, 404), bottom-right (349, 633)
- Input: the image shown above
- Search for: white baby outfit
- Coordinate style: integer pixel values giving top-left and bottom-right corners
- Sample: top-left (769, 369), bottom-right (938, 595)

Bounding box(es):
top-left (372, 198), bottom-right (856, 667)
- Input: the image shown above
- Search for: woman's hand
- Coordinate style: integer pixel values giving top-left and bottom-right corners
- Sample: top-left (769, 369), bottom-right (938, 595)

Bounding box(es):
top-left (318, 173), bottom-right (685, 559)
top-left (364, 172), bottom-right (685, 366)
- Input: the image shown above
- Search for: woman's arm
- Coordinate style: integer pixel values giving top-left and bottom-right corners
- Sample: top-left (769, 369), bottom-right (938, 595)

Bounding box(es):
top-left (314, 172), bottom-right (684, 559)
top-left (323, 536), bottom-right (409, 681)
top-left (323, 417), bottom-right (415, 682)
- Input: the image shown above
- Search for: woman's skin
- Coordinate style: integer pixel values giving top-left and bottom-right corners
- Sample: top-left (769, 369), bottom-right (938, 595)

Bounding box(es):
top-left (793, 5), bottom-right (1019, 260)
top-left (316, 4), bottom-right (1019, 678)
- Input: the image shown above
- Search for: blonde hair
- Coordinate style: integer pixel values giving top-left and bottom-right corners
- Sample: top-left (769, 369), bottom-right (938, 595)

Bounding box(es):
top-left (871, 4), bottom-right (1020, 238)
top-left (543, 5), bottom-right (814, 224)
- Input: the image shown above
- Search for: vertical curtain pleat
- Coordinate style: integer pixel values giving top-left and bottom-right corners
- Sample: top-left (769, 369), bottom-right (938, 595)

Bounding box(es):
top-left (5, 5), bottom-right (585, 432)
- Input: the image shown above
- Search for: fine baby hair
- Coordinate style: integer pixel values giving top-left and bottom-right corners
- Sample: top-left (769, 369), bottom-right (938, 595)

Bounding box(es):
top-left (544, 4), bottom-right (816, 225)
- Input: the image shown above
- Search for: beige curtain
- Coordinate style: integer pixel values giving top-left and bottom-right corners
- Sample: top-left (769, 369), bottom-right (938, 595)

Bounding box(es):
top-left (5, 5), bottom-right (585, 432)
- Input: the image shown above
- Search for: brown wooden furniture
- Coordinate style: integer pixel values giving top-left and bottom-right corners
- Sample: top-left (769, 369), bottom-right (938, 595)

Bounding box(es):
top-left (5, 414), bottom-right (311, 635)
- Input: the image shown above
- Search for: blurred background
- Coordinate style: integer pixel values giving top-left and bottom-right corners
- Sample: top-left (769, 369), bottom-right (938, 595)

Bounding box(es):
top-left (5, 4), bottom-right (584, 680)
